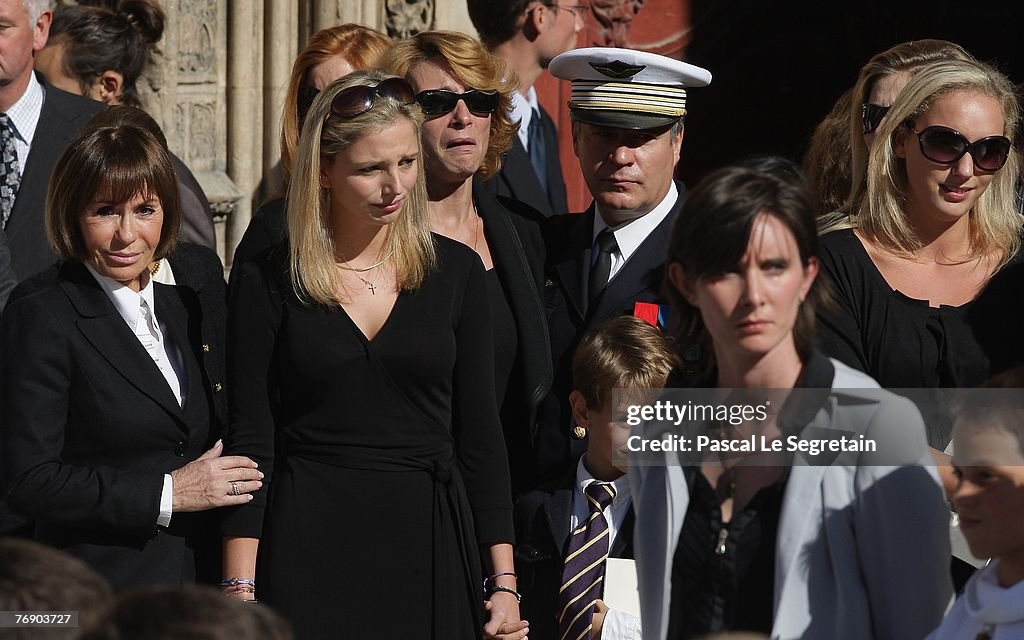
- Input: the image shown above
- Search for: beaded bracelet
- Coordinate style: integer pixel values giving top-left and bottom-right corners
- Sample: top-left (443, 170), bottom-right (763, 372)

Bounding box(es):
top-left (482, 572), bottom-right (517, 593)
top-left (486, 585), bottom-right (522, 603)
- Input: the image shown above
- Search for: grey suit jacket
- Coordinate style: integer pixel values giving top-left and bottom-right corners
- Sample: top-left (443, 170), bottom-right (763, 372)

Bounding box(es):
top-left (629, 360), bottom-right (952, 640)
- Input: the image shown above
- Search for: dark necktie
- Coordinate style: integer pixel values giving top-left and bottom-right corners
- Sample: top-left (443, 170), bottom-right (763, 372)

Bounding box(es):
top-left (588, 229), bottom-right (618, 305)
top-left (527, 108), bottom-right (549, 197)
top-left (0, 114), bottom-right (20, 229)
top-left (558, 482), bottom-right (616, 640)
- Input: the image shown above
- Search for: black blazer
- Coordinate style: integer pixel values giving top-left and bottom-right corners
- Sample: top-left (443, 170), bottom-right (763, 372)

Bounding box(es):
top-left (0, 257), bottom-right (226, 590)
top-left (0, 229), bottom-right (14, 312)
top-left (474, 179), bottom-right (553, 495)
top-left (534, 184), bottom-right (686, 484)
top-left (480, 104), bottom-right (568, 218)
top-left (4, 76), bottom-right (103, 281)
top-left (514, 470), bottom-right (634, 640)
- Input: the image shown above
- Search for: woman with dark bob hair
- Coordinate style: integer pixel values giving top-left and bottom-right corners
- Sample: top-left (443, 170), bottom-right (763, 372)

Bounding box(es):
top-left (222, 70), bottom-right (524, 640)
top-left (629, 167), bottom-right (951, 639)
top-left (0, 115), bottom-right (260, 591)
top-left (381, 31), bottom-right (551, 498)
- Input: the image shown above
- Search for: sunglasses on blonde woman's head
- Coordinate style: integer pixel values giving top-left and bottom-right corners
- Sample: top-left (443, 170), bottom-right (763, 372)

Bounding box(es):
top-left (415, 89), bottom-right (501, 117)
top-left (326, 78), bottom-right (416, 120)
top-left (861, 103), bottom-right (890, 134)
top-left (907, 124), bottom-right (1012, 172)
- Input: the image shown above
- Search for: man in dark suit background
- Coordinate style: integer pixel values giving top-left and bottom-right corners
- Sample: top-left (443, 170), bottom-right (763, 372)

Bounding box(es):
top-left (532, 48), bottom-right (711, 485)
top-left (467, 0), bottom-right (576, 217)
top-left (0, 0), bottom-right (104, 283)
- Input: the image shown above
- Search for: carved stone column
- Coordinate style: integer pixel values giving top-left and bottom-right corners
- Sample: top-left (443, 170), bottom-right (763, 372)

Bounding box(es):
top-left (312, 0), bottom-right (384, 32)
top-left (264, 0), bottom-right (300, 197)
top-left (141, 0), bottom-right (242, 264)
top-left (225, 1), bottom-right (264, 264)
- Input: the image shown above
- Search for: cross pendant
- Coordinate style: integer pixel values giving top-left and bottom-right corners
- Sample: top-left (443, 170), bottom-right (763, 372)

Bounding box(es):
top-left (367, 282), bottom-right (376, 295)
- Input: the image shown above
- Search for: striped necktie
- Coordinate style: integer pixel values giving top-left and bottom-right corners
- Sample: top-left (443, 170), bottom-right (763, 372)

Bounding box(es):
top-left (558, 482), bottom-right (616, 640)
top-left (0, 113), bottom-right (20, 229)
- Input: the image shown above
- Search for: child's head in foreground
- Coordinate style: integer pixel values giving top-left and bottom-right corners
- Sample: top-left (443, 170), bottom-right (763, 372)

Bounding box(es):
top-left (951, 368), bottom-right (1024, 585)
top-left (570, 316), bottom-right (679, 481)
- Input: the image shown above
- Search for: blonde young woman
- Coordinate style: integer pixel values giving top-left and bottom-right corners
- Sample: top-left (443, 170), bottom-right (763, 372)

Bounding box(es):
top-left (818, 57), bottom-right (1021, 394)
top-left (222, 71), bottom-right (523, 640)
top-left (805, 39), bottom-right (973, 217)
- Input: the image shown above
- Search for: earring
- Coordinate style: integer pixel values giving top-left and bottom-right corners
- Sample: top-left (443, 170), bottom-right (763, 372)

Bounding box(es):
top-left (572, 424), bottom-right (587, 440)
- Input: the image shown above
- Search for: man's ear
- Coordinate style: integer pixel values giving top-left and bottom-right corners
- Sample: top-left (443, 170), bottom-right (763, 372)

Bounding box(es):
top-left (32, 10), bottom-right (52, 52)
top-left (667, 261), bottom-right (696, 305)
top-left (569, 390), bottom-right (590, 428)
top-left (521, 1), bottom-right (545, 40)
top-left (670, 123), bottom-right (684, 166)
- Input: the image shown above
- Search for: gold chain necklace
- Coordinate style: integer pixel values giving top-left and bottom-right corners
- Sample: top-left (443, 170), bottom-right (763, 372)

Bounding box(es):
top-left (336, 249), bottom-right (393, 295)
top-left (336, 249), bottom-right (394, 273)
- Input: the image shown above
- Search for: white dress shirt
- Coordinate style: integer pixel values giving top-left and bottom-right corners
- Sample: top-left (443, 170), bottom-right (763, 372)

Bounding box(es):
top-left (511, 86), bottom-right (541, 152)
top-left (86, 264), bottom-right (186, 527)
top-left (592, 181), bottom-right (678, 286)
top-left (5, 72), bottom-right (44, 174)
top-left (570, 457), bottom-right (642, 639)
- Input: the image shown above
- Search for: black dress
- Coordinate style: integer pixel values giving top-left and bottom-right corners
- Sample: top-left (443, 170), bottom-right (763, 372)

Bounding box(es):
top-left (817, 229), bottom-right (993, 389)
top-left (223, 236), bottom-right (514, 640)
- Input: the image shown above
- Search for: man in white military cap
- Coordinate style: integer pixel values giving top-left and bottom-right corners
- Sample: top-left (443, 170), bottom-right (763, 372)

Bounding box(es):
top-left (532, 47), bottom-right (711, 485)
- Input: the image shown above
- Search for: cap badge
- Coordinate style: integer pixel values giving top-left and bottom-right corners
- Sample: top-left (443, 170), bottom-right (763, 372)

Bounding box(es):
top-left (589, 60), bottom-right (646, 79)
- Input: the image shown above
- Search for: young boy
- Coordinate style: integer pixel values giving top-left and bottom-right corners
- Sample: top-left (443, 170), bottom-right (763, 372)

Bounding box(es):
top-left (928, 369), bottom-right (1024, 640)
top-left (514, 316), bottom-right (678, 640)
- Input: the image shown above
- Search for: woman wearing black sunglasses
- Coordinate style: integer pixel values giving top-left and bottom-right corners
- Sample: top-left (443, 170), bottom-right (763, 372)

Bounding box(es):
top-left (221, 71), bottom-right (522, 640)
top-left (804, 39), bottom-right (972, 217)
top-left (382, 33), bottom-right (553, 503)
top-left (817, 57), bottom-right (1021, 435)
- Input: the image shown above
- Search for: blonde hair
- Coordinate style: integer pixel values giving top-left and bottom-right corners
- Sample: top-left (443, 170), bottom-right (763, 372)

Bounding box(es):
top-left (280, 24), bottom-right (391, 185)
top-left (379, 30), bottom-right (518, 179)
top-left (824, 58), bottom-right (1021, 265)
top-left (572, 316), bottom-right (679, 411)
top-left (844, 40), bottom-right (975, 214)
top-left (287, 70), bottom-right (436, 307)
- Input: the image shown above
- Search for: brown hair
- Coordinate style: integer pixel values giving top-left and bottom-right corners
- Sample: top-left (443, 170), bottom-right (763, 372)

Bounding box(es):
top-left (572, 315), bottom-right (679, 411)
top-left (803, 87), bottom-right (855, 215)
top-left (46, 111), bottom-right (181, 261)
top-left (665, 166), bottom-right (822, 373)
top-left (0, 538), bottom-right (112, 638)
top-left (280, 24), bottom-right (391, 185)
top-left (47, 0), bottom-right (165, 108)
top-left (80, 585), bottom-right (292, 640)
top-left (952, 367), bottom-right (1024, 458)
top-left (379, 30), bottom-right (518, 179)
